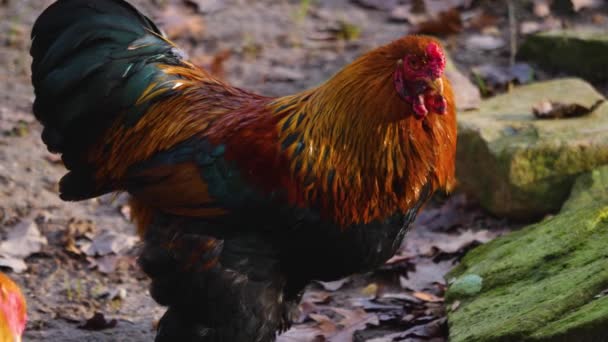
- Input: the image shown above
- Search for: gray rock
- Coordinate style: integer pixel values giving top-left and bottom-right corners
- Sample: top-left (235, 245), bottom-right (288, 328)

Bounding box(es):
top-left (457, 78), bottom-right (607, 220)
top-left (518, 28), bottom-right (608, 81)
top-left (446, 56), bottom-right (481, 111)
top-left (446, 174), bottom-right (608, 341)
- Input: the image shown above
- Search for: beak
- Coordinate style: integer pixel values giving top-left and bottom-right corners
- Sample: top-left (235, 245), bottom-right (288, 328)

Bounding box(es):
top-left (427, 78), bottom-right (444, 95)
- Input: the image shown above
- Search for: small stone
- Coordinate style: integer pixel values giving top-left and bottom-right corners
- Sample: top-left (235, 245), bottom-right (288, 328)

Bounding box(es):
top-left (447, 274), bottom-right (482, 298)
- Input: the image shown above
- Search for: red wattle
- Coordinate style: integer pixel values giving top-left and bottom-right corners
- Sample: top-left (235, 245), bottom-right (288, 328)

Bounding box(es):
top-left (424, 93), bottom-right (447, 115)
top-left (412, 94), bottom-right (428, 118)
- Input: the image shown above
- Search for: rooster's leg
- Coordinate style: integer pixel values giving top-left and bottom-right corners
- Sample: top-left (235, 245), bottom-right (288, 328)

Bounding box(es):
top-left (138, 219), bottom-right (297, 341)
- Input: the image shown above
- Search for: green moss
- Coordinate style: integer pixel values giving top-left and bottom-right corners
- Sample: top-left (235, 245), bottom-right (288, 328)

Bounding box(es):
top-left (533, 295), bottom-right (608, 341)
top-left (519, 29), bottom-right (608, 81)
top-left (562, 165), bottom-right (608, 212)
top-left (447, 205), bottom-right (608, 341)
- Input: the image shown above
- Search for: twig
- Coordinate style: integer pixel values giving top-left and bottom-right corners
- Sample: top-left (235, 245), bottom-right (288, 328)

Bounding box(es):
top-left (507, 0), bottom-right (517, 68)
top-left (507, 0), bottom-right (517, 92)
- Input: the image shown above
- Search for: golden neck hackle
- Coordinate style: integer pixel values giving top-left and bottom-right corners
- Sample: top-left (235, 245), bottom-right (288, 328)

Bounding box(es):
top-left (273, 55), bottom-right (456, 226)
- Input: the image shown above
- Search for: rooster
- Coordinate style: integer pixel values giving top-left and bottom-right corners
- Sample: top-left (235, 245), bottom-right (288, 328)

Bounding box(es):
top-left (0, 272), bottom-right (27, 342)
top-left (30, 0), bottom-right (456, 340)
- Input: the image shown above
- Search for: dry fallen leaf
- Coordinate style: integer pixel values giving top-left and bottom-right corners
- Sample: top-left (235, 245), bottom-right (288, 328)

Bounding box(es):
top-left (592, 13), bottom-right (607, 24)
top-left (399, 259), bottom-right (453, 292)
top-left (533, 0), bottom-right (552, 17)
top-left (570, 0), bottom-right (603, 11)
top-left (317, 278), bottom-right (350, 292)
top-left (466, 34), bottom-right (505, 50)
top-left (309, 313), bottom-right (337, 334)
top-left (91, 255), bottom-right (120, 274)
top-left (82, 230), bottom-right (138, 257)
top-left (361, 283), bottom-right (379, 297)
top-left (467, 11), bottom-right (500, 31)
top-left (533, 100), bottom-right (601, 119)
top-left (0, 257), bottom-right (27, 273)
top-left (0, 220), bottom-right (47, 272)
top-left (331, 307), bottom-right (379, 341)
top-left (413, 291), bottom-right (444, 303)
top-left (389, 5), bottom-right (429, 25)
top-left (191, 49), bottom-right (231, 80)
top-left (412, 8), bottom-right (463, 36)
top-left (158, 4), bottom-right (205, 40)
top-left (424, 230), bottom-right (495, 255)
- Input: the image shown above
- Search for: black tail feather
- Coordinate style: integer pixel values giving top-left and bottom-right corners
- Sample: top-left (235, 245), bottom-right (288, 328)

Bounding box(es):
top-left (31, 0), bottom-right (186, 200)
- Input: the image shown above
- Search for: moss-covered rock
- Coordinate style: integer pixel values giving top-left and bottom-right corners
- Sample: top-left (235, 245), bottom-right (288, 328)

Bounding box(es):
top-left (562, 165), bottom-right (608, 212)
top-left (518, 29), bottom-right (608, 81)
top-left (457, 78), bottom-right (607, 220)
top-left (445, 169), bottom-right (608, 341)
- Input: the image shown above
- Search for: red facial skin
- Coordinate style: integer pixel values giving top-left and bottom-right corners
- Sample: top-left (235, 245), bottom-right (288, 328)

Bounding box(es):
top-left (393, 42), bottom-right (447, 119)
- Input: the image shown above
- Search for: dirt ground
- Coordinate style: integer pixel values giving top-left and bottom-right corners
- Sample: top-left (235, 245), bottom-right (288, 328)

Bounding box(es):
top-left (0, 0), bottom-right (606, 341)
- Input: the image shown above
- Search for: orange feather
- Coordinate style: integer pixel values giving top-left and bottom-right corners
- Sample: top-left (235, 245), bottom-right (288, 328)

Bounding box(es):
top-left (91, 36), bottom-right (456, 231)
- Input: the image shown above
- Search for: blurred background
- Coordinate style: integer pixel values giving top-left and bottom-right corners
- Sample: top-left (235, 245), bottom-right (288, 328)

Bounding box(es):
top-left (1, 0), bottom-right (607, 341)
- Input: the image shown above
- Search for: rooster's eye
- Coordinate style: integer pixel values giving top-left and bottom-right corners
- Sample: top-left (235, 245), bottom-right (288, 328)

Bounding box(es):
top-left (408, 59), bottom-right (420, 70)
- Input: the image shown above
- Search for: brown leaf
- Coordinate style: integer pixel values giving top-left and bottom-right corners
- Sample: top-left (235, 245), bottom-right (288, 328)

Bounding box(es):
top-left (64, 236), bottom-right (83, 256)
top-left (592, 14), bottom-right (607, 24)
top-left (399, 259), bottom-right (453, 292)
top-left (533, 0), bottom-right (552, 17)
top-left (385, 253), bottom-right (414, 265)
top-left (413, 291), bottom-right (444, 303)
top-left (0, 220), bottom-right (47, 272)
top-left (44, 153), bottom-right (63, 165)
top-left (467, 11), bottom-right (500, 31)
top-left (316, 278), bottom-right (350, 292)
top-left (533, 100), bottom-right (602, 119)
top-left (466, 34), bottom-right (505, 50)
top-left (191, 49), bottom-right (231, 80)
top-left (571, 0), bottom-right (603, 11)
top-left (389, 5), bottom-right (429, 25)
top-left (67, 218), bottom-right (96, 239)
top-left (91, 255), bottom-right (120, 274)
top-left (158, 5), bottom-right (205, 40)
top-left (309, 314), bottom-right (337, 334)
top-left (82, 230), bottom-right (138, 257)
top-left (302, 291), bottom-right (332, 305)
top-left (426, 230), bottom-right (496, 255)
top-left (331, 308), bottom-right (379, 341)
top-left (412, 9), bottom-right (463, 36)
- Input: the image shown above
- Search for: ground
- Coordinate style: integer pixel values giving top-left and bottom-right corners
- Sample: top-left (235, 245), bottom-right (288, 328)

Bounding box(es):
top-left (0, 0), bottom-right (606, 341)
